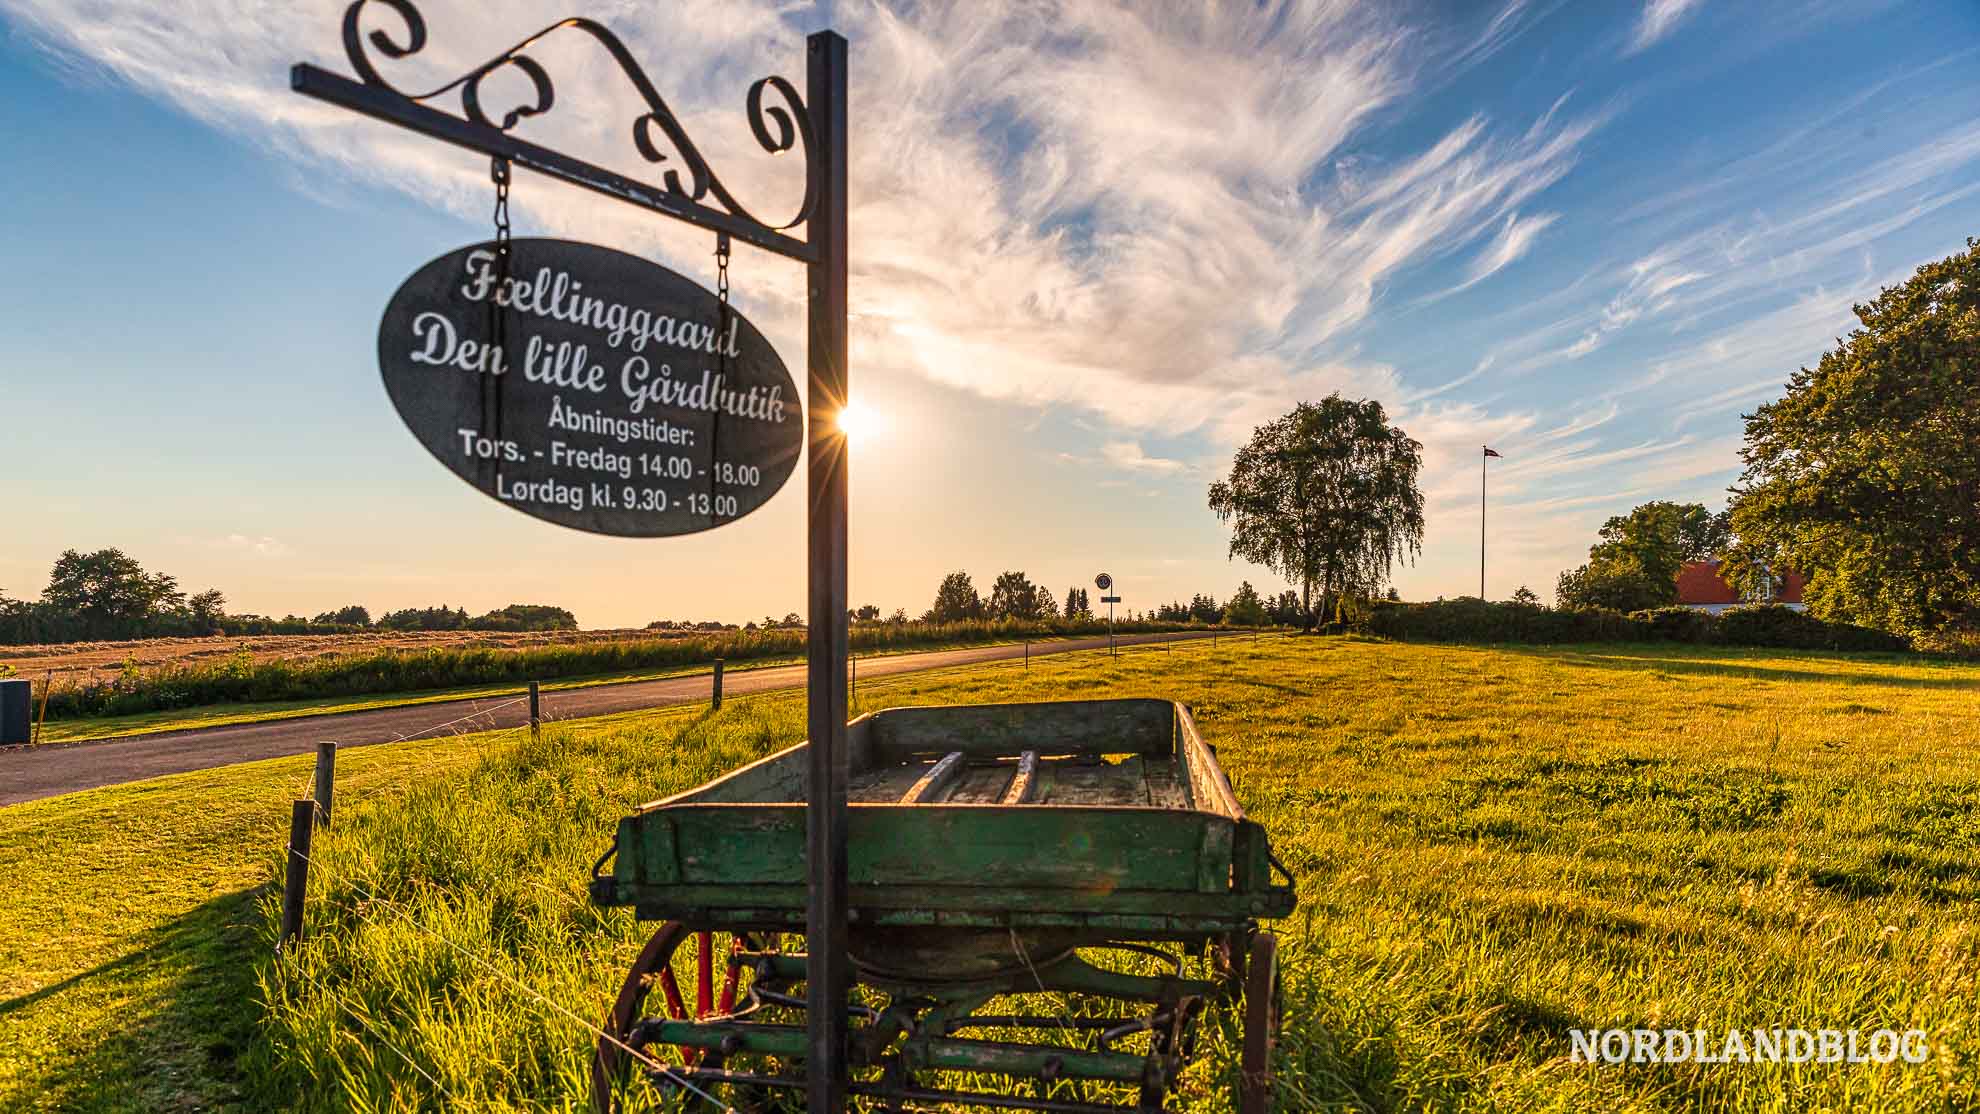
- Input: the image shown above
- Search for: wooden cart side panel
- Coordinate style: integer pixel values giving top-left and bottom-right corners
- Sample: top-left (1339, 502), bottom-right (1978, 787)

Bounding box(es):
top-left (616, 811), bottom-right (677, 885)
top-left (631, 803), bottom-right (1230, 894)
top-left (1196, 820), bottom-right (1234, 893)
top-left (634, 717), bottom-right (876, 810)
top-left (629, 883), bottom-right (1284, 925)
top-left (1176, 705), bottom-right (1244, 822)
top-left (858, 806), bottom-right (1220, 893)
top-left (871, 699), bottom-right (1174, 761)
top-left (1231, 819), bottom-right (1275, 894)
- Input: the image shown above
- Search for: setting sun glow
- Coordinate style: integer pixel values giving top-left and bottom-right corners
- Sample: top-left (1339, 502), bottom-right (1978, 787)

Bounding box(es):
top-left (836, 400), bottom-right (885, 444)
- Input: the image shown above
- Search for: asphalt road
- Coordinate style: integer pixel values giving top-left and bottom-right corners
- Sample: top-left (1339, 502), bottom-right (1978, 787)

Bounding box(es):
top-left (0, 630), bottom-right (1226, 807)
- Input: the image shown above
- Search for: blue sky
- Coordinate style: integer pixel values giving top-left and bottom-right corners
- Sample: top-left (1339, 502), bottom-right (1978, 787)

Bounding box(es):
top-left (2, 0), bottom-right (1977, 628)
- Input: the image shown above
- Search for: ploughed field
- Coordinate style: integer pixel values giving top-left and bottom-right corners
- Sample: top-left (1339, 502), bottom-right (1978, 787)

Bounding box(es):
top-left (2, 636), bottom-right (1976, 1111)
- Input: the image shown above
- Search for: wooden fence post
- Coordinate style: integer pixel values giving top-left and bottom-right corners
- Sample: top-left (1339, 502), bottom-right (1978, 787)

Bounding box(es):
top-left (528, 680), bottom-right (541, 741)
top-left (712, 659), bottom-right (724, 710)
top-left (35, 670), bottom-right (51, 745)
top-left (313, 742), bottom-right (337, 826)
top-left (280, 799), bottom-right (314, 948)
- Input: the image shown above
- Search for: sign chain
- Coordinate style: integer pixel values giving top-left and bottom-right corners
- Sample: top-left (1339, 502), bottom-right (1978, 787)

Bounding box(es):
top-left (709, 232), bottom-right (732, 515)
top-left (486, 156), bottom-right (515, 449)
top-left (715, 231), bottom-right (731, 306)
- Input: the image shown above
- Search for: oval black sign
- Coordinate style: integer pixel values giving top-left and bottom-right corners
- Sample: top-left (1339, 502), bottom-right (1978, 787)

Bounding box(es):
top-left (377, 238), bottom-right (801, 537)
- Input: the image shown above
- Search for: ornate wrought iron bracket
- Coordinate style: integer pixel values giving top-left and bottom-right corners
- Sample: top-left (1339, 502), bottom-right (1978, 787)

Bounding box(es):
top-left (291, 0), bottom-right (819, 262)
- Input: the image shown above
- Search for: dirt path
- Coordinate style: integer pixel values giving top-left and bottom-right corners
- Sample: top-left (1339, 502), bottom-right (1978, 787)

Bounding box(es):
top-left (0, 631), bottom-right (1224, 806)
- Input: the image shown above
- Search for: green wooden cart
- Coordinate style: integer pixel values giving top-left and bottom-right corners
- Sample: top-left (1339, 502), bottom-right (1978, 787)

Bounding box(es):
top-left (588, 698), bottom-right (1296, 1112)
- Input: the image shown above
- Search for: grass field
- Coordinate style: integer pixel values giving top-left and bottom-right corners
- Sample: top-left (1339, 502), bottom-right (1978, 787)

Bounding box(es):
top-left (25, 658), bottom-right (746, 745)
top-left (16, 618), bottom-right (1206, 726)
top-left (3, 636), bottom-right (1977, 1111)
top-left (23, 631), bottom-right (1133, 745)
top-left (0, 627), bottom-right (675, 683)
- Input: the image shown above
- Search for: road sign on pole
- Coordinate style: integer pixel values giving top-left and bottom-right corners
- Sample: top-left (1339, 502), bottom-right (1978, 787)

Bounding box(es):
top-left (292, 10), bottom-right (854, 1102)
top-left (1096, 574), bottom-right (1119, 656)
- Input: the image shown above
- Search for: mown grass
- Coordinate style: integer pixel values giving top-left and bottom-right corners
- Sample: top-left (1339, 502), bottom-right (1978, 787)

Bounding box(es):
top-left (6, 636), bottom-right (1978, 1111)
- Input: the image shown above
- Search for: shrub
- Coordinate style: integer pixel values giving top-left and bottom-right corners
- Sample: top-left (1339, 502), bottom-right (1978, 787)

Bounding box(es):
top-left (1363, 599), bottom-right (1910, 653)
top-left (1910, 628), bottom-right (1980, 658)
top-left (1628, 606), bottom-right (1718, 643)
top-left (1714, 604), bottom-right (1909, 652)
top-left (1366, 598), bottom-right (1648, 644)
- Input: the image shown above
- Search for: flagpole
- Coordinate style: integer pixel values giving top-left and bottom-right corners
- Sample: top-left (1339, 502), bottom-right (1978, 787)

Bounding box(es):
top-left (1480, 445), bottom-right (1487, 600)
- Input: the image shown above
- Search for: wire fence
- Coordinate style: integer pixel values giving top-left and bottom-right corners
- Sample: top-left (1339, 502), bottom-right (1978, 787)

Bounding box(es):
top-left (382, 694), bottom-right (531, 743)
top-left (286, 837), bottom-right (733, 1112)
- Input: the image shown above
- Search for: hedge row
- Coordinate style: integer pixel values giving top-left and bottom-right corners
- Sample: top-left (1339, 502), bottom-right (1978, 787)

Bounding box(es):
top-left (40, 618), bottom-right (1220, 721)
top-left (1365, 599), bottom-right (1910, 653)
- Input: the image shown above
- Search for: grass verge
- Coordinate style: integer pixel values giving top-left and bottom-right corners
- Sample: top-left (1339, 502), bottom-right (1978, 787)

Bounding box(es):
top-left (5, 637), bottom-right (1978, 1110)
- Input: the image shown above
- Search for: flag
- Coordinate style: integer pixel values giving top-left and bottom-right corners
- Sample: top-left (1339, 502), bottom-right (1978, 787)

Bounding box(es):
top-left (1483, 446), bottom-right (1502, 458)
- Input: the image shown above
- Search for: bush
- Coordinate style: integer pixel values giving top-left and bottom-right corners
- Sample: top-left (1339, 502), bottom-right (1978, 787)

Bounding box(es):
top-left (1713, 604), bottom-right (1910, 652)
top-left (1628, 606), bottom-right (1718, 643)
top-left (1366, 598), bottom-right (1647, 644)
top-left (1910, 628), bottom-right (1980, 658)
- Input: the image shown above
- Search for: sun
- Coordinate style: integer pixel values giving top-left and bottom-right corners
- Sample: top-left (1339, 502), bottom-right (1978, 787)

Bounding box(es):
top-left (836, 399), bottom-right (886, 444)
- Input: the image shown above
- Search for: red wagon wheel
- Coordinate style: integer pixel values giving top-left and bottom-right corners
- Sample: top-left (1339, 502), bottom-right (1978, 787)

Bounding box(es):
top-left (1238, 931), bottom-right (1281, 1114)
top-left (592, 922), bottom-right (758, 1113)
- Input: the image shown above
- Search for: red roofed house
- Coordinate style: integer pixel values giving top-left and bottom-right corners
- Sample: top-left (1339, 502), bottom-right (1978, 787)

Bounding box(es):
top-left (1676, 560), bottom-right (1806, 613)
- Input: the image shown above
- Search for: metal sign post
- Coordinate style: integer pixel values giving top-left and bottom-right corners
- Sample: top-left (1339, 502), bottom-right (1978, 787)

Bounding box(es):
top-left (803, 29), bottom-right (852, 1113)
top-left (292, 5), bottom-right (853, 1104)
top-left (1095, 573), bottom-right (1117, 656)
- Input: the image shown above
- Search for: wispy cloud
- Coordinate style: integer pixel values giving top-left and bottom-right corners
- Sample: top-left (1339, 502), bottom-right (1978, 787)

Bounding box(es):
top-left (1100, 441), bottom-right (1188, 475)
top-left (0, 0), bottom-right (1599, 447)
top-left (5, 0), bottom-right (1966, 612)
top-left (1627, 0), bottom-right (1707, 54)
top-left (1464, 210), bottom-right (1559, 287)
top-left (1449, 1), bottom-right (1541, 72)
top-left (215, 534), bottom-right (291, 558)
top-left (1403, 356), bottom-right (1497, 404)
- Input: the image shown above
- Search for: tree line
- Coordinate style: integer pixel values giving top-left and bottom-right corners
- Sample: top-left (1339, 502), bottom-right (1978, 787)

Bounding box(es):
top-left (1200, 238), bottom-right (1980, 648)
top-left (909, 571), bottom-right (1294, 627)
top-left (1544, 238), bottom-right (1980, 645)
top-left (0, 548), bottom-right (576, 644)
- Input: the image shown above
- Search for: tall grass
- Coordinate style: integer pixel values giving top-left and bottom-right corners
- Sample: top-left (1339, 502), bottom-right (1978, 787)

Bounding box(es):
top-left (250, 638), bottom-right (1980, 1111)
top-left (247, 709), bottom-right (782, 1110)
top-left (41, 617), bottom-right (1214, 721)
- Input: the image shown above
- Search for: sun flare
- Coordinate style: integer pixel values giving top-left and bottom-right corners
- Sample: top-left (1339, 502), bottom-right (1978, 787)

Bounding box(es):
top-left (836, 400), bottom-right (886, 444)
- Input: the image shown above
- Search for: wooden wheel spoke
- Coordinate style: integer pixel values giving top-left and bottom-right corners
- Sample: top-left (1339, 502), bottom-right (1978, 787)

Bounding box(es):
top-left (657, 965), bottom-right (689, 1023)
top-left (718, 939), bottom-right (745, 1015)
top-left (695, 930), bottom-right (715, 1018)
